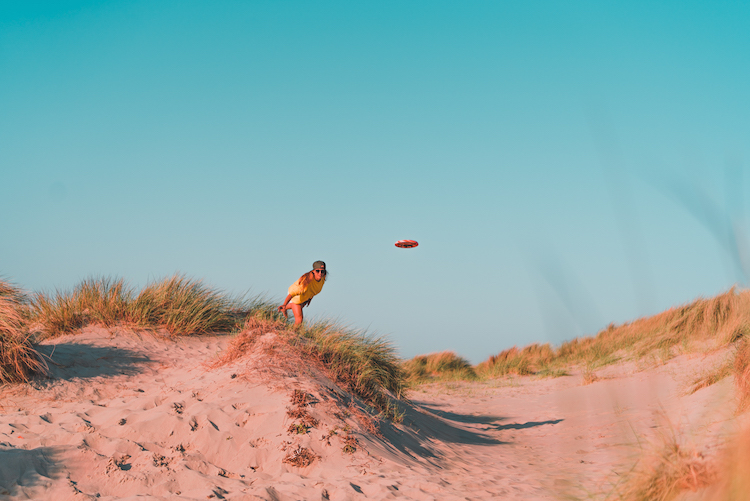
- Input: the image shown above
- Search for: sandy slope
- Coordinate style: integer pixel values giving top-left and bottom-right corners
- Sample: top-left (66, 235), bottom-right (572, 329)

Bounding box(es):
top-left (0, 328), bottom-right (740, 500)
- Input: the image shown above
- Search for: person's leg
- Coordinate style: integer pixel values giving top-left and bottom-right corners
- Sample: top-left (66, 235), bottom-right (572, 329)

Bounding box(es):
top-left (289, 303), bottom-right (303, 326)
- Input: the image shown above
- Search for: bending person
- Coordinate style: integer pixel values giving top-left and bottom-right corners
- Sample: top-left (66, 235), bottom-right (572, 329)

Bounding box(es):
top-left (278, 261), bottom-right (327, 326)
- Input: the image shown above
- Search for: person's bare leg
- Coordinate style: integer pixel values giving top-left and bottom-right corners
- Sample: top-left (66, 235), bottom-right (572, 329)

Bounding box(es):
top-left (289, 303), bottom-right (303, 326)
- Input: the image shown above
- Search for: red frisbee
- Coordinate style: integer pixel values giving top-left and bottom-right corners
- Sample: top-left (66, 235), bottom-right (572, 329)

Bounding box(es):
top-left (395, 239), bottom-right (418, 248)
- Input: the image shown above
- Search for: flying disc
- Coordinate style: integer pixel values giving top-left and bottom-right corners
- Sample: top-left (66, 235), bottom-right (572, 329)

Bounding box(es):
top-left (395, 240), bottom-right (418, 248)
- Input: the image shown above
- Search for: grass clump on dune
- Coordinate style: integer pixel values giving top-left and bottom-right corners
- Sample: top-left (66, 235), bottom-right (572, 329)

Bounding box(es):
top-left (0, 280), bottom-right (47, 384)
top-left (32, 275), bottom-right (274, 338)
top-left (615, 425), bottom-right (716, 501)
top-left (475, 343), bottom-right (555, 378)
top-left (293, 321), bottom-right (406, 407)
top-left (402, 351), bottom-right (477, 383)
top-left (131, 275), bottom-right (248, 336)
top-left (220, 315), bottom-right (407, 420)
top-left (32, 277), bottom-right (132, 335)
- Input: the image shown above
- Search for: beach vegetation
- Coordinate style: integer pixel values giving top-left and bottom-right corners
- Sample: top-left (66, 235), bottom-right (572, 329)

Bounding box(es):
top-left (402, 351), bottom-right (478, 383)
top-left (0, 280), bottom-right (47, 384)
top-left (289, 320), bottom-right (406, 418)
top-left (218, 315), bottom-right (407, 420)
top-left (31, 275), bottom-right (275, 338)
top-left (475, 343), bottom-right (554, 378)
top-left (479, 288), bottom-right (750, 379)
top-left (614, 423), bottom-right (716, 501)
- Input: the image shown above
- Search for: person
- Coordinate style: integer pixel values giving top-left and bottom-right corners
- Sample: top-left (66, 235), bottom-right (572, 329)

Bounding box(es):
top-left (278, 261), bottom-right (327, 326)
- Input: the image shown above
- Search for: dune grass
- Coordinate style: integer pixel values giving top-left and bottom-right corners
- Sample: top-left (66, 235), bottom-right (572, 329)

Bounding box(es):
top-left (402, 351), bottom-right (478, 383)
top-left (293, 321), bottom-right (406, 420)
top-left (475, 343), bottom-right (555, 377)
top-left (401, 288), bottom-right (749, 387)
top-left (131, 275), bottom-right (250, 336)
top-left (0, 280), bottom-right (47, 384)
top-left (219, 314), bottom-right (407, 420)
top-left (29, 274), bottom-right (407, 418)
top-left (477, 288), bottom-right (750, 379)
top-left (31, 275), bottom-right (275, 338)
top-left (614, 424), bottom-right (716, 501)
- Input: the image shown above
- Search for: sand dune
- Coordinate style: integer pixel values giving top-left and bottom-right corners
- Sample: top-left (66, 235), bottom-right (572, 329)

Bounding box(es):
top-left (0, 327), bottom-right (739, 500)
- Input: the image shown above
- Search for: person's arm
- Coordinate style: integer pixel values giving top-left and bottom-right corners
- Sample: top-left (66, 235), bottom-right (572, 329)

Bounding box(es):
top-left (278, 294), bottom-right (294, 312)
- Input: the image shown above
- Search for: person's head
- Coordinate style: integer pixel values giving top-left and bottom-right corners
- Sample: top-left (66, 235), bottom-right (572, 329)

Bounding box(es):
top-left (300, 261), bottom-right (327, 285)
top-left (311, 260), bottom-right (327, 281)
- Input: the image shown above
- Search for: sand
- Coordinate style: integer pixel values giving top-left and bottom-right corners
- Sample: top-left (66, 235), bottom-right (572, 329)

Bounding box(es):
top-left (0, 327), bottom-right (740, 500)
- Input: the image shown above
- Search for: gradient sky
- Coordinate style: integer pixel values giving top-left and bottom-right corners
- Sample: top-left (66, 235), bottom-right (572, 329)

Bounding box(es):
top-left (2, 1), bottom-right (749, 363)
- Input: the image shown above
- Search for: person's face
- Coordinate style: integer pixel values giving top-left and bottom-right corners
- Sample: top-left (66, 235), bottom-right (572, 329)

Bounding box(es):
top-left (313, 268), bottom-right (326, 281)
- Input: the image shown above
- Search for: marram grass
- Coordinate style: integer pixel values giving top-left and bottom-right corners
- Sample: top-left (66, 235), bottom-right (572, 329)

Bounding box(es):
top-left (614, 424), bottom-right (716, 501)
top-left (293, 320), bottom-right (406, 403)
top-left (402, 351), bottom-right (477, 383)
top-left (0, 280), bottom-right (47, 384)
top-left (31, 275), bottom-right (276, 338)
top-left (400, 288), bottom-right (750, 385)
top-left (219, 315), bottom-right (407, 420)
top-left (478, 288), bottom-right (750, 378)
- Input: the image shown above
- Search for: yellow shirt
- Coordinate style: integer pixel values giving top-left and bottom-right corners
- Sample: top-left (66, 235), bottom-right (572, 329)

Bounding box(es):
top-left (288, 276), bottom-right (325, 304)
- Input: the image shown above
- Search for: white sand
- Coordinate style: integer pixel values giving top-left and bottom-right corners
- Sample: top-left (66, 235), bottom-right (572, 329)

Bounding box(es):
top-left (0, 327), bottom-right (740, 500)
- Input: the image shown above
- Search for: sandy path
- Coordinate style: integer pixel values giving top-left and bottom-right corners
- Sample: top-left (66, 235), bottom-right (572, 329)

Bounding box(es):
top-left (0, 329), bottom-right (738, 500)
top-left (401, 352), bottom-right (736, 499)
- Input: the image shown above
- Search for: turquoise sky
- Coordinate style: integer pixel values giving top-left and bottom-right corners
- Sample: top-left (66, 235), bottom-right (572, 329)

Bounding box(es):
top-left (2, 1), bottom-right (749, 362)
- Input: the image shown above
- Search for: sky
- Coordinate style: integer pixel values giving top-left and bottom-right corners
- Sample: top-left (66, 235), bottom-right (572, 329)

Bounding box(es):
top-left (1, 1), bottom-right (749, 363)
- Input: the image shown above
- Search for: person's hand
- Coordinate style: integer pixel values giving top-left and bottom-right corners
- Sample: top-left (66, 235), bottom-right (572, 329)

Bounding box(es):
top-left (277, 304), bottom-right (285, 312)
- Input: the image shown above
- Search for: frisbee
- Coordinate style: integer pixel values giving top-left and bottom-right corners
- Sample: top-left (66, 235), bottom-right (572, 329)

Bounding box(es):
top-left (395, 239), bottom-right (418, 248)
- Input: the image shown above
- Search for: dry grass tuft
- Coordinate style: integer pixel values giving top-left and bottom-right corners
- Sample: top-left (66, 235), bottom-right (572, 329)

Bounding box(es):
top-left (616, 427), bottom-right (716, 501)
top-left (581, 366), bottom-right (599, 385)
top-left (287, 423), bottom-right (309, 435)
top-left (0, 280), bottom-right (47, 384)
top-left (286, 407), bottom-right (318, 427)
top-left (342, 434), bottom-right (358, 454)
top-left (291, 389), bottom-right (309, 407)
top-left (131, 275), bottom-right (241, 336)
top-left (282, 446), bottom-right (318, 467)
top-left (476, 343), bottom-right (555, 377)
top-left (402, 351), bottom-right (477, 383)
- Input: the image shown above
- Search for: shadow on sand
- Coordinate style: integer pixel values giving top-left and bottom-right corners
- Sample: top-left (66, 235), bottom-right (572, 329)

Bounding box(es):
top-left (0, 446), bottom-right (67, 496)
top-left (35, 342), bottom-right (153, 382)
top-left (373, 401), bottom-right (506, 463)
top-left (413, 403), bottom-right (506, 424)
top-left (373, 400), bottom-right (564, 465)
